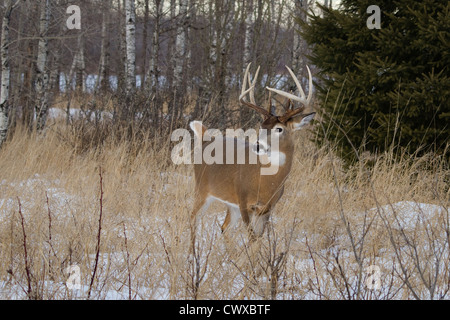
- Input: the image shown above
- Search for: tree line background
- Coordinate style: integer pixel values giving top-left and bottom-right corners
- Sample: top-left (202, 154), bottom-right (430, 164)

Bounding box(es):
top-left (0, 0), bottom-right (321, 145)
top-left (0, 0), bottom-right (448, 162)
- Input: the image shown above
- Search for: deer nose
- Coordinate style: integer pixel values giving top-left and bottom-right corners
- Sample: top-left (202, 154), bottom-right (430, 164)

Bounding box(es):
top-left (255, 143), bottom-right (262, 153)
top-left (253, 141), bottom-right (270, 155)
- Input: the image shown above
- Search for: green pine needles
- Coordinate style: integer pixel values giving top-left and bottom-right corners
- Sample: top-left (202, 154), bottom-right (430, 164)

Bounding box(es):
top-left (298, 0), bottom-right (449, 163)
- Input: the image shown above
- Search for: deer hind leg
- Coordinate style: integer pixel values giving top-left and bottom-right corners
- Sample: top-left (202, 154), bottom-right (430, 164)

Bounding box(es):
top-left (190, 195), bottom-right (213, 249)
top-left (221, 203), bottom-right (241, 233)
top-left (222, 210), bottom-right (231, 233)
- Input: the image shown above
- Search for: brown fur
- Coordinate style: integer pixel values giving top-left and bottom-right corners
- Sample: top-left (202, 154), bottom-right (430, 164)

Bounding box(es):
top-left (191, 112), bottom-right (314, 239)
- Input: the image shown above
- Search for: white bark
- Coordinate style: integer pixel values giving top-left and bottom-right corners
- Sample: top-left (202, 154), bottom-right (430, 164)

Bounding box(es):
top-left (142, 0), bottom-right (150, 86)
top-left (174, 0), bottom-right (189, 89)
top-left (96, 0), bottom-right (111, 93)
top-left (67, 50), bottom-right (77, 91)
top-left (125, 0), bottom-right (136, 93)
top-left (35, 0), bottom-right (50, 132)
top-left (146, 0), bottom-right (165, 92)
top-left (0, 0), bottom-right (17, 147)
top-left (168, 0), bottom-right (176, 87)
top-left (65, 38), bottom-right (82, 123)
top-left (221, 0), bottom-right (234, 88)
top-left (208, 1), bottom-right (217, 68)
top-left (116, 0), bottom-right (126, 92)
top-left (67, 34), bottom-right (85, 93)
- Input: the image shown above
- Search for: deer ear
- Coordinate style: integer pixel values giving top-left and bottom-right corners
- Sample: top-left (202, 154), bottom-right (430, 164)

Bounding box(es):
top-left (287, 112), bottom-right (315, 131)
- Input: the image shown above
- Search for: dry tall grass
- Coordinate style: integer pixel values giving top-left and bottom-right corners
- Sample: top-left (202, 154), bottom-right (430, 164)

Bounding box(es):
top-left (0, 120), bottom-right (448, 299)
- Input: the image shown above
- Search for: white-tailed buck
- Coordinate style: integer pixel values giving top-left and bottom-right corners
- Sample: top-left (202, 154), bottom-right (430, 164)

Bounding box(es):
top-left (189, 64), bottom-right (315, 240)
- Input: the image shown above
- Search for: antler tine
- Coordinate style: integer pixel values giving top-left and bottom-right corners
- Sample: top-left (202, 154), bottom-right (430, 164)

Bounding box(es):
top-left (240, 63), bottom-right (251, 100)
top-left (286, 66), bottom-right (306, 101)
top-left (278, 105), bottom-right (305, 123)
top-left (248, 65), bottom-right (260, 105)
top-left (265, 65), bottom-right (314, 122)
top-left (306, 65), bottom-right (313, 105)
top-left (266, 65), bottom-right (314, 105)
top-left (239, 63), bottom-right (271, 119)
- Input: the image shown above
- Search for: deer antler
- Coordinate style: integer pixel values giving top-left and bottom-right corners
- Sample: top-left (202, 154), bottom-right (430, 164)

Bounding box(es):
top-left (240, 63), bottom-right (271, 120)
top-left (266, 65), bottom-right (313, 123)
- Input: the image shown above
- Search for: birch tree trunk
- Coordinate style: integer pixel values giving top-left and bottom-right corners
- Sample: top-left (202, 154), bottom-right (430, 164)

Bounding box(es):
top-left (210, 0), bottom-right (235, 117)
top-left (220, 0), bottom-right (234, 89)
top-left (67, 49), bottom-right (77, 92)
top-left (23, 39), bottom-right (35, 128)
top-left (49, 54), bottom-right (60, 93)
top-left (11, 2), bottom-right (26, 130)
top-left (240, 0), bottom-right (254, 126)
top-left (66, 34), bottom-right (86, 123)
top-left (173, 0), bottom-right (189, 90)
top-left (146, 0), bottom-right (165, 93)
top-left (253, 0), bottom-right (264, 64)
top-left (97, 0), bottom-right (111, 94)
top-left (0, 0), bottom-right (18, 148)
top-left (75, 34), bottom-right (86, 94)
top-left (208, 0), bottom-right (217, 74)
top-left (35, 0), bottom-right (50, 132)
top-left (117, 0), bottom-right (126, 95)
top-left (125, 0), bottom-right (136, 93)
top-left (167, 0), bottom-right (176, 90)
top-left (89, 0), bottom-right (112, 124)
top-left (66, 32), bottom-right (86, 121)
top-left (142, 0), bottom-right (150, 87)
top-left (242, 0), bottom-right (253, 68)
top-left (292, 0), bottom-right (309, 84)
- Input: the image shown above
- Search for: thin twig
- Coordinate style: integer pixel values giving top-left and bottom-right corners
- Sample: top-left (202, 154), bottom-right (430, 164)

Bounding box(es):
top-left (17, 197), bottom-right (32, 298)
top-left (88, 166), bottom-right (104, 299)
top-left (122, 222), bottom-right (132, 300)
top-left (305, 236), bottom-right (323, 299)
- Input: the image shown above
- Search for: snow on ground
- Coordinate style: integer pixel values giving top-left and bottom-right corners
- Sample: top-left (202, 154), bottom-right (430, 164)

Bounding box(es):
top-left (47, 107), bottom-right (113, 122)
top-left (1, 175), bottom-right (448, 299)
top-left (0, 175), bottom-right (80, 221)
top-left (372, 201), bottom-right (446, 231)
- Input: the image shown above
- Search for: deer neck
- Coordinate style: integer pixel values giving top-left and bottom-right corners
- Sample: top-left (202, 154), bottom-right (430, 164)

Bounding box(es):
top-left (260, 140), bottom-right (295, 179)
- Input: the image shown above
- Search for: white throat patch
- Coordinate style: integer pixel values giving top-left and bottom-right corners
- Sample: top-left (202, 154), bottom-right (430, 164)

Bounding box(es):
top-left (268, 151), bottom-right (286, 166)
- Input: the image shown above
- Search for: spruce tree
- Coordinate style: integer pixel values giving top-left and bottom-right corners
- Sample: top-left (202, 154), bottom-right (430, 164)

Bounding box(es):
top-left (298, 0), bottom-right (449, 162)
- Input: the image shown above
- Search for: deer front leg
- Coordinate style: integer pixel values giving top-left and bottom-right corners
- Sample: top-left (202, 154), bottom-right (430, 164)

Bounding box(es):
top-left (237, 200), bottom-right (255, 240)
top-left (251, 211), bottom-right (270, 237)
top-left (240, 203), bottom-right (270, 242)
top-left (249, 202), bottom-right (271, 237)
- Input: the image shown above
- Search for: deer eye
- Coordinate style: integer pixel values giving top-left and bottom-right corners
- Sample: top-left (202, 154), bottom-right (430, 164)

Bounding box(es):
top-left (275, 127), bottom-right (283, 133)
